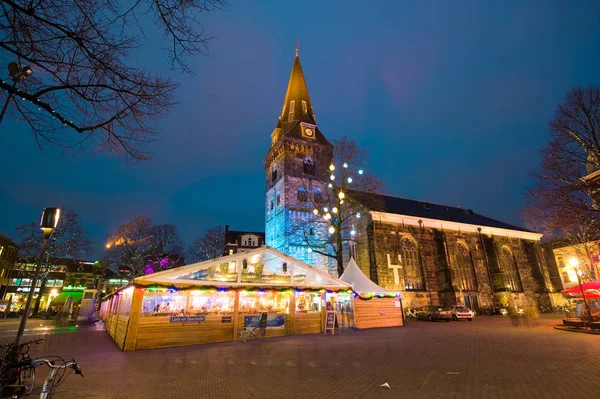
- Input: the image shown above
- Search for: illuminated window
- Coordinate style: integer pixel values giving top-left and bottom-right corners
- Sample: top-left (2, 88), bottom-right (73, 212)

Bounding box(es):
top-left (271, 164), bottom-right (278, 183)
top-left (187, 291), bottom-right (234, 315)
top-left (297, 188), bottom-right (308, 202)
top-left (498, 246), bottom-right (522, 292)
top-left (561, 271), bottom-right (569, 283)
top-left (455, 243), bottom-right (477, 291)
top-left (239, 291), bottom-right (291, 314)
top-left (270, 198), bottom-right (274, 211)
top-left (296, 291), bottom-right (321, 313)
top-left (302, 100), bottom-right (307, 113)
top-left (400, 237), bottom-right (425, 290)
top-left (141, 293), bottom-right (188, 317)
top-left (288, 100), bottom-right (295, 121)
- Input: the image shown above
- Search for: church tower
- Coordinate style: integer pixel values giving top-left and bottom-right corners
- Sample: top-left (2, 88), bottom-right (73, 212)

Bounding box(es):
top-left (265, 48), bottom-right (334, 273)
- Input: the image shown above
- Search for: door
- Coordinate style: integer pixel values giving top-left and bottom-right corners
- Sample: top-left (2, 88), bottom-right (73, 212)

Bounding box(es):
top-left (470, 295), bottom-right (479, 312)
top-left (463, 295), bottom-right (471, 309)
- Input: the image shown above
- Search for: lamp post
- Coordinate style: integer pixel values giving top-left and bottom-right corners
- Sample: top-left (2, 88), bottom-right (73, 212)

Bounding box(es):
top-left (14, 207), bottom-right (60, 346)
top-left (568, 257), bottom-right (591, 328)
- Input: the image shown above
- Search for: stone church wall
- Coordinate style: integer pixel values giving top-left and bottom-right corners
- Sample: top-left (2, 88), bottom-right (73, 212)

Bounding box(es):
top-left (354, 216), bottom-right (552, 311)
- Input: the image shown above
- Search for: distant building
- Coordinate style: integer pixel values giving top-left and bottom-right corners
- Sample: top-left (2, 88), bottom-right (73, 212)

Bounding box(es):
top-left (224, 226), bottom-right (265, 256)
top-left (543, 239), bottom-right (600, 290)
top-left (0, 234), bottom-right (19, 298)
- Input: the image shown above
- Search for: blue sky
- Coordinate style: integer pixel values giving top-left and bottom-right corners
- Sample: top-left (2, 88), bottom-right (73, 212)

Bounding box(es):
top-left (1, 1), bottom-right (600, 258)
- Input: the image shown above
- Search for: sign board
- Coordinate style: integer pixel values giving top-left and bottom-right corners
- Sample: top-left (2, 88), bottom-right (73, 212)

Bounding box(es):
top-left (221, 316), bottom-right (232, 323)
top-left (170, 316), bottom-right (206, 323)
top-left (244, 315), bottom-right (285, 329)
top-left (324, 311), bottom-right (339, 335)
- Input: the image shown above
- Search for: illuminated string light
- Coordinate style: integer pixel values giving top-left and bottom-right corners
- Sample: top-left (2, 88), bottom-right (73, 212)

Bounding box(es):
top-left (338, 192), bottom-right (345, 199)
top-left (329, 164), bottom-right (335, 171)
top-left (323, 207), bottom-right (328, 212)
top-left (347, 177), bottom-right (353, 183)
top-left (356, 212), bottom-right (361, 218)
top-left (351, 230), bottom-right (356, 236)
top-left (328, 183), bottom-right (333, 188)
top-left (330, 175), bottom-right (335, 180)
top-left (328, 226), bottom-right (335, 234)
top-left (343, 163), bottom-right (348, 168)
top-left (332, 207), bottom-right (338, 214)
top-left (358, 169), bottom-right (364, 175)
top-left (313, 209), bottom-right (319, 215)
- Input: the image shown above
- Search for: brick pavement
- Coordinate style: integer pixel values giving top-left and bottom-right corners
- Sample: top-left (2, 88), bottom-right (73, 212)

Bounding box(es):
top-left (16, 315), bottom-right (600, 398)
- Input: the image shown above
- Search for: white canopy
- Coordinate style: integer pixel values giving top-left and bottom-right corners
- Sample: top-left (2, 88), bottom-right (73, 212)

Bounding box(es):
top-left (136, 246), bottom-right (351, 290)
top-left (339, 258), bottom-right (392, 294)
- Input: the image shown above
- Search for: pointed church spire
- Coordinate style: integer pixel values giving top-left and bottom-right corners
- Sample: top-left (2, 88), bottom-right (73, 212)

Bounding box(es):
top-left (280, 44), bottom-right (315, 125)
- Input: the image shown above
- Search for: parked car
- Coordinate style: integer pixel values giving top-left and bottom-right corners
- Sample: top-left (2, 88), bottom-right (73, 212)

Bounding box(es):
top-left (415, 305), bottom-right (452, 322)
top-left (450, 305), bottom-right (475, 321)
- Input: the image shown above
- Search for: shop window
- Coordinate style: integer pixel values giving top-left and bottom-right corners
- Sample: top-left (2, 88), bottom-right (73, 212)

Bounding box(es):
top-left (10, 278), bottom-right (20, 286)
top-left (46, 280), bottom-right (55, 287)
top-left (119, 288), bottom-right (134, 317)
top-left (187, 291), bottom-right (234, 315)
top-left (55, 280), bottom-right (63, 287)
top-left (239, 291), bottom-right (290, 314)
top-left (141, 293), bottom-right (188, 317)
top-left (21, 279), bottom-right (31, 287)
top-left (295, 292), bottom-right (321, 313)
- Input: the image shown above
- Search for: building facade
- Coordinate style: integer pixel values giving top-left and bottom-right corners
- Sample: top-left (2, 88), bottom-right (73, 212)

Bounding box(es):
top-left (543, 239), bottom-right (600, 290)
top-left (264, 50), bottom-right (558, 311)
top-left (223, 226), bottom-right (265, 255)
top-left (0, 234), bottom-right (19, 298)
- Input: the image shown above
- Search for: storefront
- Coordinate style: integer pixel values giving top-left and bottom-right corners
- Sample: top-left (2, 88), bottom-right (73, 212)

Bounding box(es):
top-left (100, 247), bottom-right (353, 351)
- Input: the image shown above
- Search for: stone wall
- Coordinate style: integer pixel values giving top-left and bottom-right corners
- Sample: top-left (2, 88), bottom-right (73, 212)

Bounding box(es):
top-left (355, 216), bottom-right (552, 311)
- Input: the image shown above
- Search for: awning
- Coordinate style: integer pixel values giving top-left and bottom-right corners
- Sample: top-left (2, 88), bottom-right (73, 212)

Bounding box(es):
top-left (562, 280), bottom-right (600, 294)
top-left (50, 291), bottom-right (83, 306)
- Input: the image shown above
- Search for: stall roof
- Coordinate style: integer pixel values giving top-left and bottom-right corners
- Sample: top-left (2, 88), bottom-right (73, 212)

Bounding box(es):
top-left (339, 258), bottom-right (392, 294)
top-left (135, 246), bottom-right (351, 290)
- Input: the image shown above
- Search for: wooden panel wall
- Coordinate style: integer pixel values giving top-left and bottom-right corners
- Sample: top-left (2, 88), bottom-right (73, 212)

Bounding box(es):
top-left (354, 298), bottom-right (403, 329)
top-left (295, 312), bottom-right (322, 335)
top-left (114, 316), bottom-right (129, 350)
top-left (135, 316), bottom-right (235, 350)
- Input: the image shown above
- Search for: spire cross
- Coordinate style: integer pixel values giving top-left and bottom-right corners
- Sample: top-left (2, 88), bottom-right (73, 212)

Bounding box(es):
top-left (296, 38), bottom-right (299, 56)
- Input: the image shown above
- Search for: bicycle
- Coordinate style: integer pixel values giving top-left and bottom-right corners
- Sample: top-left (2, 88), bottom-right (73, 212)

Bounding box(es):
top-left (240, 323), bottom-right (266, 342)
top-left (0, 338), bottom-right (43, 396)
top-left (1, 356), bottom-right (83, 398)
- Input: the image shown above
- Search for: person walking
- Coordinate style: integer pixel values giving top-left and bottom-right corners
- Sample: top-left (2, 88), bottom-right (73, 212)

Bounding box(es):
top-left (259, 312), bottom-right (268, 339)
top-left (507, 304), bottom-right (519, 327)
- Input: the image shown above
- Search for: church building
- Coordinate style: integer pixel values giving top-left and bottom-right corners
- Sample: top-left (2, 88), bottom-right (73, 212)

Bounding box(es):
top-left (265, 50), bottom-right (558, 311)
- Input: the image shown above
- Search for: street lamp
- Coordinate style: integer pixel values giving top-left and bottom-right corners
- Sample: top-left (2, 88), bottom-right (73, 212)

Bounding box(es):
top-left (14, 207), bottom-right (60, 346)
top-left (569, 256), bottom-right (592, 328)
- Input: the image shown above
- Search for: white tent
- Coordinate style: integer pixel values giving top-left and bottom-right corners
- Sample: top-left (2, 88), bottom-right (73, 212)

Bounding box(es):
top-left (339, 258), bottom-right (392, 294)
top-left (136, 246), bottom-right (351, 291)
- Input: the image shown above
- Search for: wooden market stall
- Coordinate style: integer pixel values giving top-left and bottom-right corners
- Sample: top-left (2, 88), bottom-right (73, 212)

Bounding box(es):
top-left (339, 258), bottom-right (403, 329)
top-left (100, 247), bottom-right (352, 351)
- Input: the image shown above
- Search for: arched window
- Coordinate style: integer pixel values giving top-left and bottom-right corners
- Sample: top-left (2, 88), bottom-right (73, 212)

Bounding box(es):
top-left (313, 189), bottom-right (323, 203)
top-left (271, 164), bottom-right (278, 183)
top-left (297, 188), bottom-right (308, 202)
top-left (498, 246), bottom-right (522, 292)
top-left (276, 194), bottom-right (281, 206)
top-left (455, 243), bottom-right (477, 291)
top-left (400, 237), bottom-right (424, 290)
top-left (303, 157), bottom-right (315, 175)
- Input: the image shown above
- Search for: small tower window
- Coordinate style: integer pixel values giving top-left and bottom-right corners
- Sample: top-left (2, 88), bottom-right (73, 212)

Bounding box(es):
top-left (288, 100), bottom-right (295, 121)
top-left (276, 194), bottom-right (281, 206)
top-left (302, 101), bottom-right (307, 113)
top-left (303, 157), bottom-right (315, 175)
top-left (271, 164), bottom-right (278, 183)
top-left (297, 188), bottom-right (308, 202)
top-left (314, 189), bottom-right (323, 203)
top-left (270, 198), bottom-right (274, 211)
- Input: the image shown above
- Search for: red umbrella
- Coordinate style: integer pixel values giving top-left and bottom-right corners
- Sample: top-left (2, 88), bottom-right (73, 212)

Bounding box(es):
top-left (561, 279), bottom-right (600, 294)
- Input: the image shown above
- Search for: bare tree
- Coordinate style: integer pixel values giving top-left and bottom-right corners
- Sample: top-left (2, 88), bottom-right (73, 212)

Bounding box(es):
top-left (105, 215), bottom-right (154, 277)
top-left (526, 86), bottom-right (600, 225)
top-left (289, 137), bottom-right (383, 276)
top-left (188, 226), bottom-right (225, 262)
top-left (15, 209), bottom-right (92, 314)
top-left (0, 0), bottom-right (227, 161)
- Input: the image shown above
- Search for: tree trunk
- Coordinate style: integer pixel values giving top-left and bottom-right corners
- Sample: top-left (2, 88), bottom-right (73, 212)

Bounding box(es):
top-left (31, 277), bottom-right (47, 315)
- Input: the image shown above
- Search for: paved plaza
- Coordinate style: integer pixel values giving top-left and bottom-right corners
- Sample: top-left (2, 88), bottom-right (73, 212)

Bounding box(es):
top-left (4, 315), bottom-right (599, 398)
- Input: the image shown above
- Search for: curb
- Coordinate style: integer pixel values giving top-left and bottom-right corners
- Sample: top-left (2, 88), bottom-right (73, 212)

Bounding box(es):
top-left (553, 325), bottom-right (600, 335)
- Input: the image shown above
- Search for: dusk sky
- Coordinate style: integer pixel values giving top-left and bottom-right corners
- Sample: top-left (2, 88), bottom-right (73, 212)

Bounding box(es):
top-left (2, 1), bottom-right (600, 259)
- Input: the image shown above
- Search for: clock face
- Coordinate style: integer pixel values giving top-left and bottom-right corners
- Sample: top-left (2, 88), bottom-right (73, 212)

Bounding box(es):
top-left (304, 128), bottom-right (314, 137)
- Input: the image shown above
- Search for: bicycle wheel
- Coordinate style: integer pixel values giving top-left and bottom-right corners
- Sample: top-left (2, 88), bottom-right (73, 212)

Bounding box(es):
top-left (19, 367), bottom-right (35, 395)
top-left (240, 330), bottom-right (249, 343)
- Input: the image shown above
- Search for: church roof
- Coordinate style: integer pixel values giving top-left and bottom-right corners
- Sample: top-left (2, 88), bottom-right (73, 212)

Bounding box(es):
top-left (273, 50), bottom-right (332, 148)
top-left (352, 191), bottom-right (534, 233)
